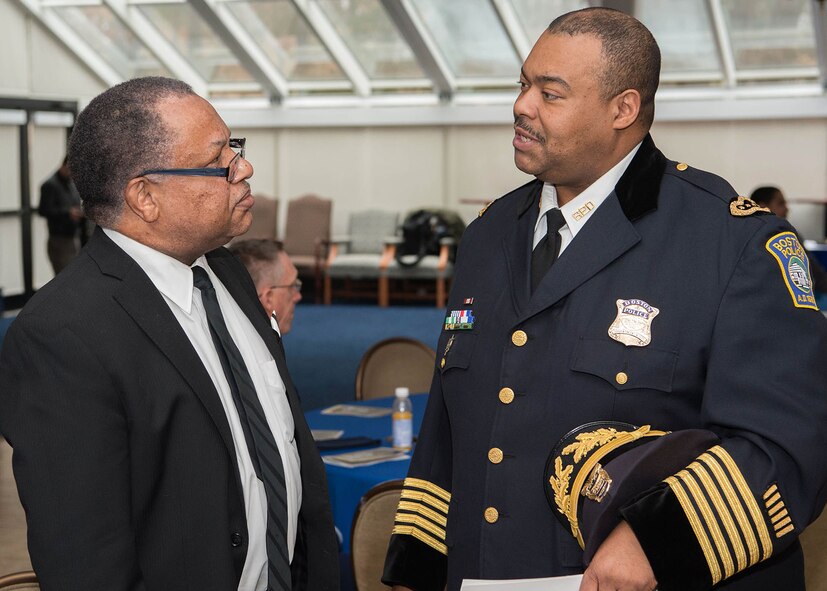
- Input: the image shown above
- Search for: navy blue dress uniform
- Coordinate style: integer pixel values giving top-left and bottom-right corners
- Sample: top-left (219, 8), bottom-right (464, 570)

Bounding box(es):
top-left (382, 135), bottom-right (827, 591)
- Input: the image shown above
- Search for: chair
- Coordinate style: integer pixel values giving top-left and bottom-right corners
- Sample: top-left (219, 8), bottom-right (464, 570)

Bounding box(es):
top-left (282, 194), bottom-right (332, 303)
top-left (324, 210), bottom-right (399, 306)
top-left (0, 571), bottom-right (39, 590)
top-left (381, 237), bottom-right (455, 308)
top-left (231, 195), bottom-right (278, 243)
top-left (802, 506), bottom-right (827, 591)
top-left (355, 337), bottom-right (436, 400)
top-left (350, 480), bottom-right (404, 591)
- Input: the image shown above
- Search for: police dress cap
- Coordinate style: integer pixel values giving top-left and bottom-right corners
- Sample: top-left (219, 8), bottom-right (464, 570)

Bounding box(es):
top-left (544, 421), bottom-right (720, 563)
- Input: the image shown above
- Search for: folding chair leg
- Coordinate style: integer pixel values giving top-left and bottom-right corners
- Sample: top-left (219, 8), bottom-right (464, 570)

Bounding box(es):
top-left (436, 278), bottom-right (446, 308)
top-left (324, 275), bottom-right (332, 305)
top-left (379, 277), bottom-right (389, 307)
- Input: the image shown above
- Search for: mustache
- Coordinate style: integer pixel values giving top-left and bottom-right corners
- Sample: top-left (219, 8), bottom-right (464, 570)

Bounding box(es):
top-left (514, 116), bottom-right (546, 144)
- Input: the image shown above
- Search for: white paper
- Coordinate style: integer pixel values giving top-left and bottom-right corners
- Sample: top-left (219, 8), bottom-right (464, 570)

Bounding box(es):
top-left (460, 575), bottom-right (582, 590)
top-left (310, 429), bottom-right (345, 441)
top-left (321, 403), bottom-right (393, 418)
top-left (321, 447), bottom-right (410, 468)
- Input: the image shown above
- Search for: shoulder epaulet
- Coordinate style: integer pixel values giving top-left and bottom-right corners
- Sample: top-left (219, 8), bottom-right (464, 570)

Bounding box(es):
top-left (667, 161), bottom-right (768, 217)
top-left (729, 195), bottom-right (771, 217)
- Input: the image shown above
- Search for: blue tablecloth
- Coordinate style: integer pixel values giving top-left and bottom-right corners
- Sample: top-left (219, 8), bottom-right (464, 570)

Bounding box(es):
top-left (304, 393), bottom-right (427, 554)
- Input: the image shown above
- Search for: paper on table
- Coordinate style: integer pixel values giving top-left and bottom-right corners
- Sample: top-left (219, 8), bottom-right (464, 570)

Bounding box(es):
top-left (460, 575), bottom-right (582, 590)
top-left (311, 429), bottom-right (345, 441)
top-left (321, 404), bottom-right (393, 418)
top-left (322, 447), bottom-right (410, 468)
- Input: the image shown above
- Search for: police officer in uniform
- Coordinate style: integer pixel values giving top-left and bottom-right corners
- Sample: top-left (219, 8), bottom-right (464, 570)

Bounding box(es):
top-left (382, 8), bottom-right (827, 591)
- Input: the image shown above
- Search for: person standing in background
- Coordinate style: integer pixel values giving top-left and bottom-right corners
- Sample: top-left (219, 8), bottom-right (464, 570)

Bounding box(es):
top-left (230, 238), bottom-right (303, 335)
top-left (38, 156), bottom-right (84, 273)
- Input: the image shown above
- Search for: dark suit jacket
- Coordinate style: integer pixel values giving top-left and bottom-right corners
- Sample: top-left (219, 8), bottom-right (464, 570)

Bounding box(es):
top-left (0, 228), bottom-right (339, 591)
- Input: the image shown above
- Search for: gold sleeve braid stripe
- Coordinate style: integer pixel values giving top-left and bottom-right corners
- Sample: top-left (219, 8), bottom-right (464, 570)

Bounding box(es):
top-left (393, 478), bottom-right (451, 555)
top-left (664, 445), bottom-right (774, 585)
top-left (687, 461), bottom-right (747, 573)
top-left (764, 484), bottom-right (795, 538)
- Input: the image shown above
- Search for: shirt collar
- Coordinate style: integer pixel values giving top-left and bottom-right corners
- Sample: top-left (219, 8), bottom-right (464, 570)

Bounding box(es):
top-left (536, 141), bottom-right (643, 239)
top-left (103, 228), bottom-right (208, 314)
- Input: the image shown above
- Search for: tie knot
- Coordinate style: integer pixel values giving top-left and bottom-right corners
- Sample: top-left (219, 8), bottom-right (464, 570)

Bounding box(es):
top-left (192, 266), bottom-right (213, 291)
top-left (545, 208), bottom-right (566, 233)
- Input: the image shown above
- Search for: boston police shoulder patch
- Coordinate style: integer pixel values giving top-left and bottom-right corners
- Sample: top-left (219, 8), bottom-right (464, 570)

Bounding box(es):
top-left (730, 196), bottom-right (770, 217)
top-left (765, 231), bottom-right (818, 310)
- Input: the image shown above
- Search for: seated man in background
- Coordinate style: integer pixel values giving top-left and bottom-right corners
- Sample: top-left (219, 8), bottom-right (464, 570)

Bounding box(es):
top-left (751, 185), bottom-right (827, 293)
top-left (230, 238), bottom-right (303, 335)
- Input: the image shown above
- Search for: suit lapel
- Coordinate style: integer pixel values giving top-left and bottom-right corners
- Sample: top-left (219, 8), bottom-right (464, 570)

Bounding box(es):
top-left (86, 232), bottom-right (238, 457)
top-left (521, 193), bottom-right (640, 322)
top-left (517, 135), bottom-right (667, 322)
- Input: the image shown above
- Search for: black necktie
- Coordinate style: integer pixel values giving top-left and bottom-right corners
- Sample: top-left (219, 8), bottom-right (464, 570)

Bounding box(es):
top-left (192, 266), bottom-right (291, 591)
top-left (531, 208), bottom-right (566, 292)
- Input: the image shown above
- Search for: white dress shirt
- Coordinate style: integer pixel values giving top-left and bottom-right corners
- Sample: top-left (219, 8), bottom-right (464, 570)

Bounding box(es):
top-left (533, 142), bottom-right (643, 252)
top-left (103, 228), bottom-right (301, 591)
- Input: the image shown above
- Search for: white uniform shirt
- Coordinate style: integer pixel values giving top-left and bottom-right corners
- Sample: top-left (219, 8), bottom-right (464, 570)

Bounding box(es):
top-left (103, 228), bottom-right (301, 591)
top-left (533, 142), bottom-right (643, 251)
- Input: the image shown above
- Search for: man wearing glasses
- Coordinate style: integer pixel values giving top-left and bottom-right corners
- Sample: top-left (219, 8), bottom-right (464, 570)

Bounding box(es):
top-left (0, 77), bottom-right (338, 591)
top-left (229, 239), bottom-right (304, 336)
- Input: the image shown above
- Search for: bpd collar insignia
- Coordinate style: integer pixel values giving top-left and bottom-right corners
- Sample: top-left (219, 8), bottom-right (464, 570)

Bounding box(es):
top-left (544, 422), bottom-right (719, 563)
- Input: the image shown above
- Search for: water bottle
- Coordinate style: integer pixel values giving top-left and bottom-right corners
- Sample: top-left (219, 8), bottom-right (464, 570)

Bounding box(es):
top-left (392, 387), bottom-right (413, 450)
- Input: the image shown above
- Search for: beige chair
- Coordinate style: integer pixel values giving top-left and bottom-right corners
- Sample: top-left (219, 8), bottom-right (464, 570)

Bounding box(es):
top-left (0, 571), bottom-right (39, 590)
top-left (351, 480), bottom-right (404, 591)
top-left (282, 194), bottom-right (332, 303)
top-left (355, 337), bottom-right (436, 400)
top-left (324, 210), bottom-right (399, 306)
top-left (802, 506), bottom-right (827, 591)
top-left (232, 195), bottom-right (278, 243)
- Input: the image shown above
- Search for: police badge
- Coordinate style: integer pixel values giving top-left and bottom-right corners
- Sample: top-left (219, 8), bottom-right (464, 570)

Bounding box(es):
top-left (607, 299), bottom-right (659, 347)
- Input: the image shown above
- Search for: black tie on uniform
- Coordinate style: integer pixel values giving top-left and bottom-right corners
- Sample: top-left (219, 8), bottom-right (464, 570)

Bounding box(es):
top-left (192, 266), bottom-right (291, 591)
top-left (531, 208), bottom-right (566, 293)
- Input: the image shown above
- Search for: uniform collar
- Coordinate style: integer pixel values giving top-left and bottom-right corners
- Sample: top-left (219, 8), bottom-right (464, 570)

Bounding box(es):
top-left (517, 133), bottom-right (667, 222)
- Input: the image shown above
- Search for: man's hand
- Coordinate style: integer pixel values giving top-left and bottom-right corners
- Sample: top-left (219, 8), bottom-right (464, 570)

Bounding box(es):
top-left (579, 521), bottom-right (657, 591)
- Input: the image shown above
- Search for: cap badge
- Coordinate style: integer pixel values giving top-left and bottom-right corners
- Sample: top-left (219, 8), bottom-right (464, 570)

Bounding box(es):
top-left (608, 299), bottom-right (659, 347)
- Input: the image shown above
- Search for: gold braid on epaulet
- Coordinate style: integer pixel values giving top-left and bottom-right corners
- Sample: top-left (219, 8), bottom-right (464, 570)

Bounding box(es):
top-left (478, 200), bottom-right (495, 217)
top-left (730, 196), bottom-right (771, 217)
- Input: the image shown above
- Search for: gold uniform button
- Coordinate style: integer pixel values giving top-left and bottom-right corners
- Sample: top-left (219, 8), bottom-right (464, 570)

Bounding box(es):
top-left (498, 387), bottom-right (515, 404)
top-left (484, 507), bottom-right (499, 523)
top-left (615, 371), bottom-right (628, 385)
top-left (676, 162), bottom-right (688, 171)
top-left (511, 330), bottom-right (528, 347)
top-left (440, 358), bottom-right (446, 368)
top-left (488, 448), bottom-right (504, 464)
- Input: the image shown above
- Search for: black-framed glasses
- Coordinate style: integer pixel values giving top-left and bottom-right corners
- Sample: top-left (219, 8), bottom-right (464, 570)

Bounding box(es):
top-left (139, 138), bottom-right (246, 182)
top-left (270, 279), bottom-right (302, 293)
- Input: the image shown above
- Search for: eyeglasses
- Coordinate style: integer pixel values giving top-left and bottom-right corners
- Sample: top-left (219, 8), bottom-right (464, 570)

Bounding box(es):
top-left (270, 279), bottom-right (302, 293)
top-left (139, 138), bottom-right (246, 182)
